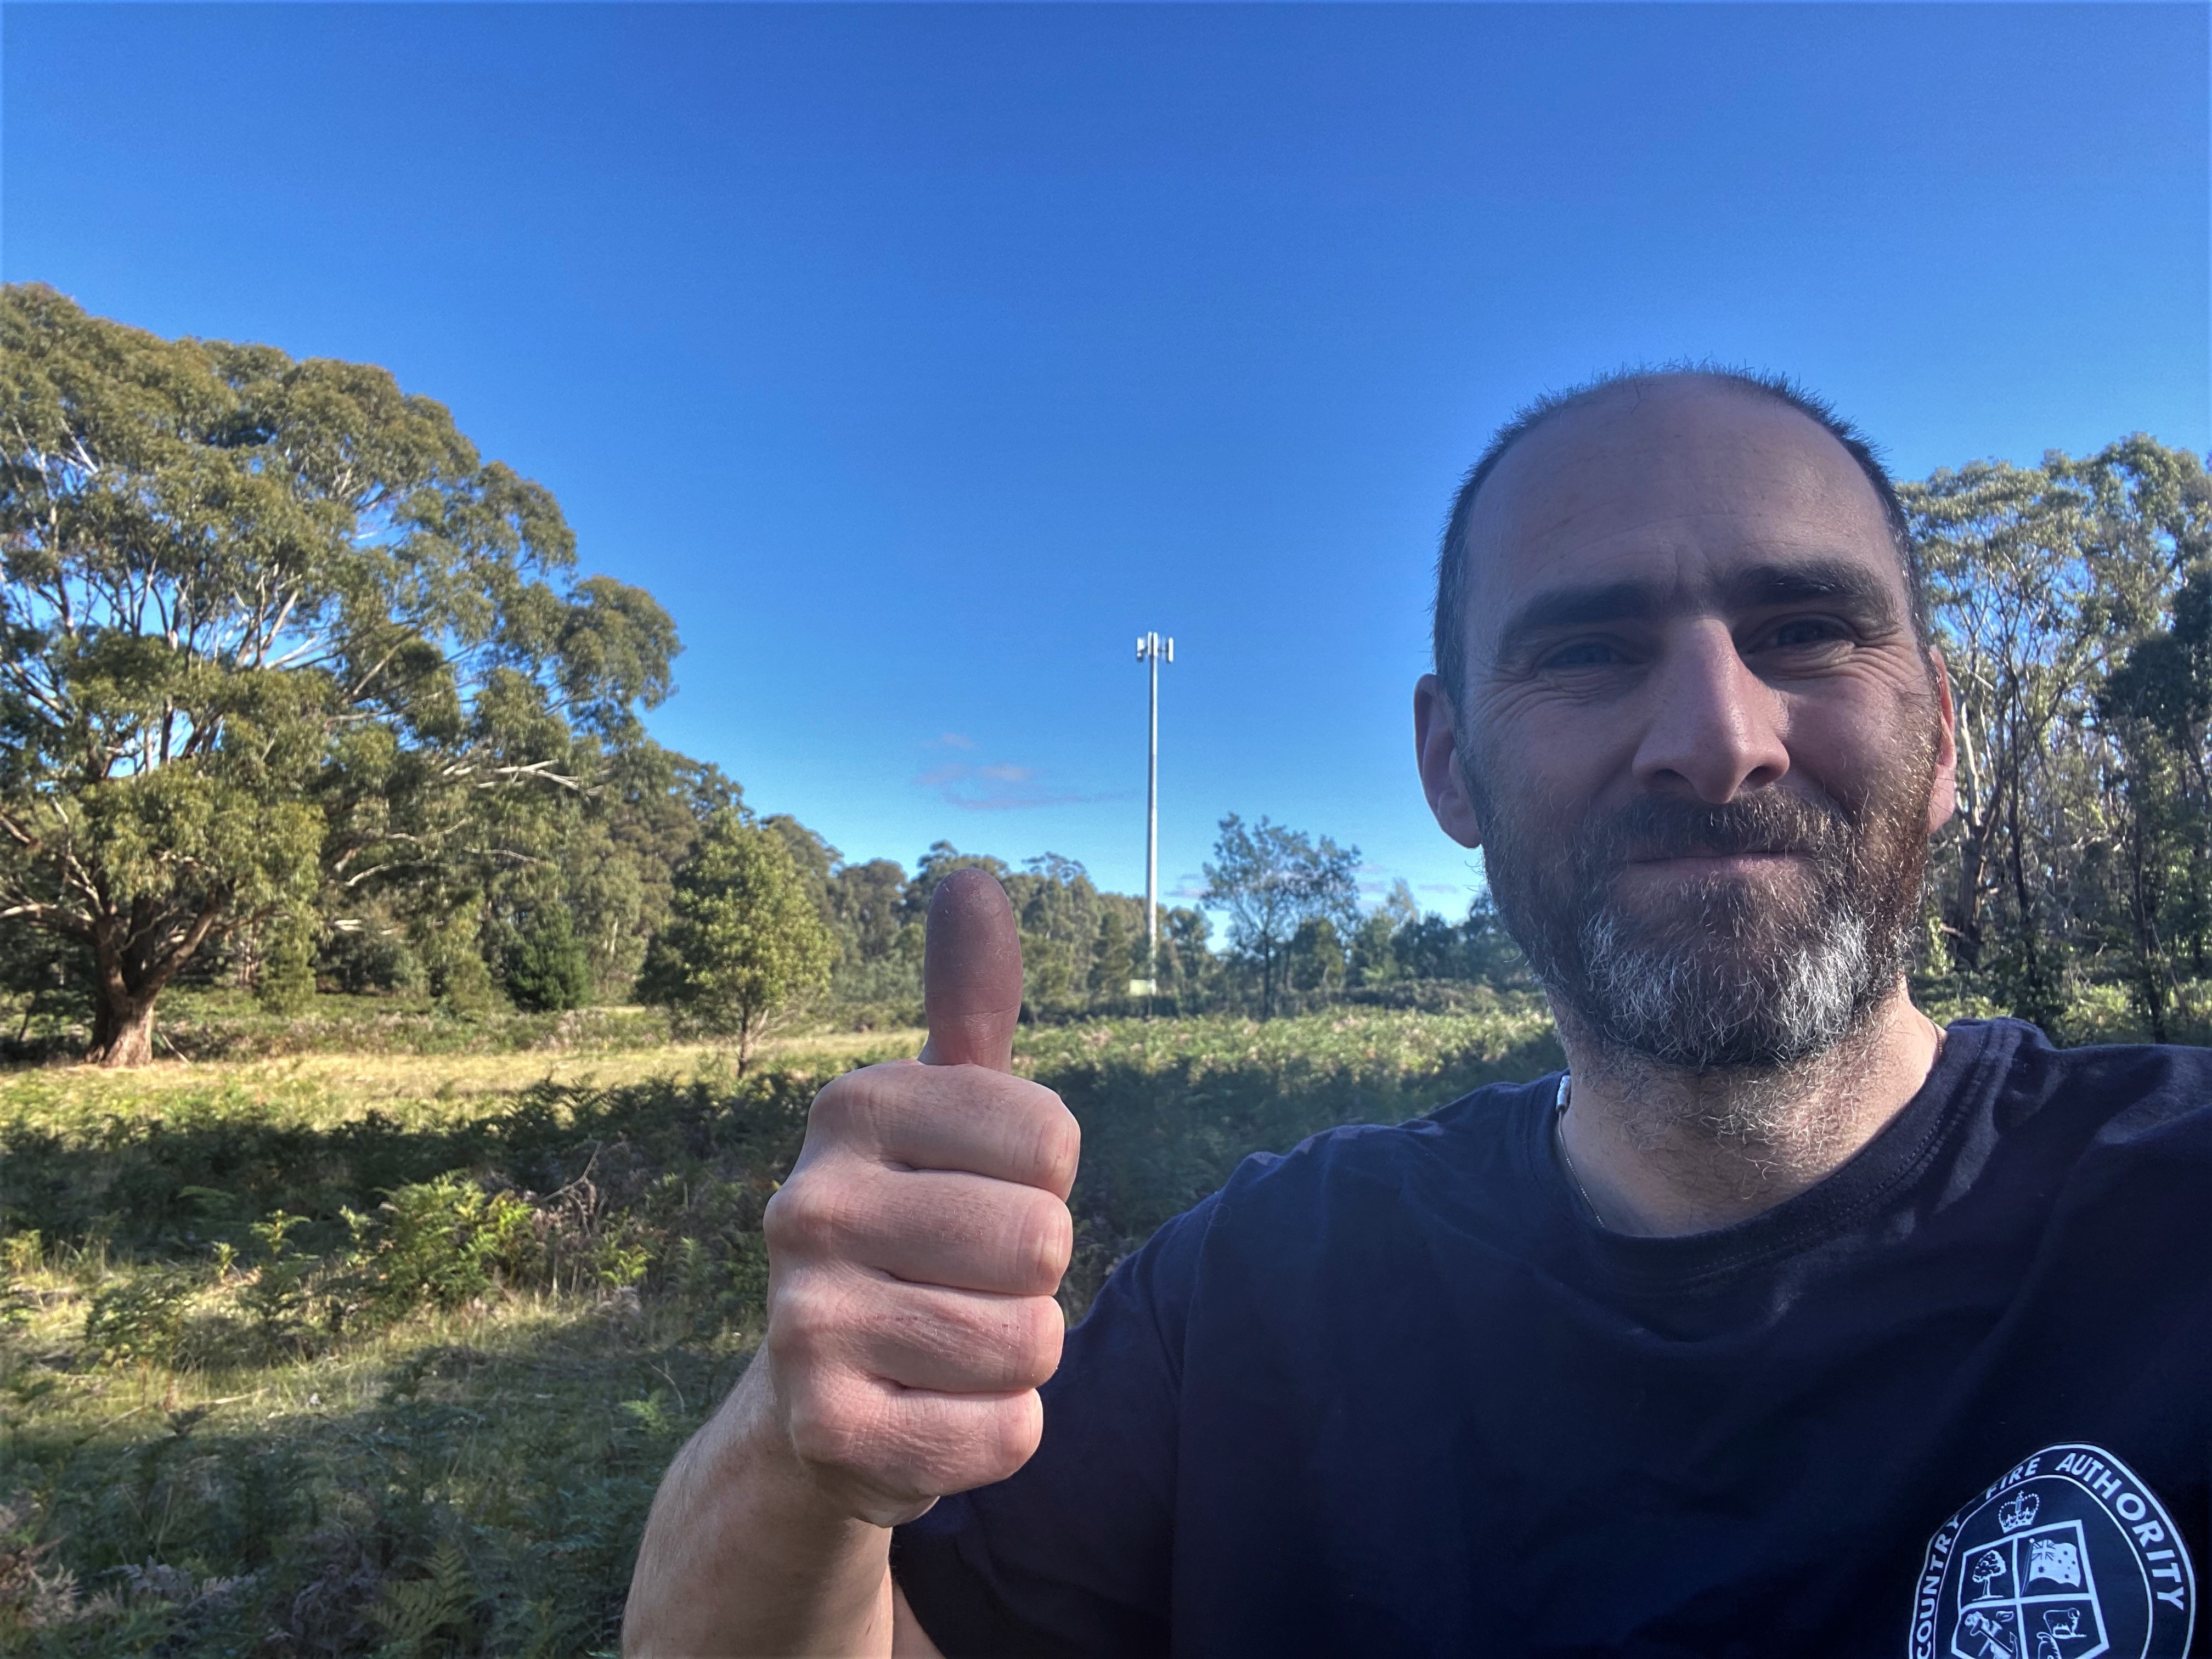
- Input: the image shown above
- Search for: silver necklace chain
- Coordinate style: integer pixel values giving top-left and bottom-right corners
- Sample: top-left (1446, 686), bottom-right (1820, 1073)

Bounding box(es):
top-left (1551, 1072), bottom-right (1611, 1231)
top-left (1548, 1019), bottom-right (1950, 1235)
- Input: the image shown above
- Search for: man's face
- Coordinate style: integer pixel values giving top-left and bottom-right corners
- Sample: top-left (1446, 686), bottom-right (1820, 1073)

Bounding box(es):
top-left (1415, 380), bottom-right (1956, 1070)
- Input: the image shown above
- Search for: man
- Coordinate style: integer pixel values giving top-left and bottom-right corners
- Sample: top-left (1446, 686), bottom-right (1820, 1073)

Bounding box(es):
top-left (625, 370), bottom-right (2208, 1656)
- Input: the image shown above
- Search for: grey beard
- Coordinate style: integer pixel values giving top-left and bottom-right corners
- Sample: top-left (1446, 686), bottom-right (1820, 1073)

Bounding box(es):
top-left (1462, 740), bottom-right (1928, 1081)
top-left (1570, 885), bottom-right (1888, 1072)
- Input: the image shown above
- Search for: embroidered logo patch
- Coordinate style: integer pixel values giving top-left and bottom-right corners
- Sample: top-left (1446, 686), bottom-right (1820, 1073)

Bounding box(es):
top-left (1909, 1444), bottom-right (2195, 1658)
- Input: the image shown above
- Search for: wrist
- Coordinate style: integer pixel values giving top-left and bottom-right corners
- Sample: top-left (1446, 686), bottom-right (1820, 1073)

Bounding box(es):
top-left (624, 1359), bottom-right (894, 1658)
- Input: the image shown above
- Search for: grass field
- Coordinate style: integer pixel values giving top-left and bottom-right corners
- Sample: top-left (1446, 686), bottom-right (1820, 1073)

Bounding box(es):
top-left (0, 996), bottom-right (1559, 1655)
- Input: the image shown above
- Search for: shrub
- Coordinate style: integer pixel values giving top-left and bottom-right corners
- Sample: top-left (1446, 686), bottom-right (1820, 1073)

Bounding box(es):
top-left (349, 1177), bottom-right (543, 1316)
top-left (504, 909), bottom-right (592, 1014)
top-left (83, 1268), bottom-right (198, 1368)
top-left (241, 1210), bottom-right (314, 1348)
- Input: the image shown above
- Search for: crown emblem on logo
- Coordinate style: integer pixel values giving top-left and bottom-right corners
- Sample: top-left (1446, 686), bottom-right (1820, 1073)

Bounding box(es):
top-left (1998, 1492), bottom-right (2041, 1533)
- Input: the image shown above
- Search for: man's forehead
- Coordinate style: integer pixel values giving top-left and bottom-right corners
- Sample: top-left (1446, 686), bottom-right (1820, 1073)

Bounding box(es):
top-left (1459, 378), bottom-right (1904, 650)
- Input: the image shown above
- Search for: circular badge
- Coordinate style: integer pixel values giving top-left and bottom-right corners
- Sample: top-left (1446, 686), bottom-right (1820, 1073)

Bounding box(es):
top-left (1909, 1444), bottom-right (2196, 1659)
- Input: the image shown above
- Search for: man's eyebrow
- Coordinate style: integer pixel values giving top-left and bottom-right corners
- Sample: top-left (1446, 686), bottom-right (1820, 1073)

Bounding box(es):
top-left (1488, 556), bottom-right (1902, 661)
top-left (1492, 580), bottom-right (1665, 658)
top-left (1723, 558), bottom-right (1899, 620)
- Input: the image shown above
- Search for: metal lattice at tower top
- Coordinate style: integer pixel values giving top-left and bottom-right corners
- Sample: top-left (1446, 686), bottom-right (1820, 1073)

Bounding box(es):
top-left (1134, 632), bottom-right (1175, 998)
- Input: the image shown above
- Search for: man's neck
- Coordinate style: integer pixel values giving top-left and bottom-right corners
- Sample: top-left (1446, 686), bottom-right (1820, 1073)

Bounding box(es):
top-left (1551, 986), bottom-right (1945, 1237)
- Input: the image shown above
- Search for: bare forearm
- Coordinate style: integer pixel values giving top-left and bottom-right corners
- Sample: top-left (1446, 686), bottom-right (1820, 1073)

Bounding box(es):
top-left (627, 882), bottom-right (1068, 1658)
top-left (623, 1363), bottom-right (894, 1658)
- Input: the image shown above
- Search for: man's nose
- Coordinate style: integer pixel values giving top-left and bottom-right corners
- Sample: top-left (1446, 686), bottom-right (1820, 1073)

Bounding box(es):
top-left (1629, 624), bottom-right (1790, 803)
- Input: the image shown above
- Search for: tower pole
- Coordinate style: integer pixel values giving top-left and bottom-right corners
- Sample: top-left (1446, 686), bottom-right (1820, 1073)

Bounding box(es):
top-left (1147, 631), bottom-right (1160, 979)
top-left (1135, 631), bottom-right (1173, 1000)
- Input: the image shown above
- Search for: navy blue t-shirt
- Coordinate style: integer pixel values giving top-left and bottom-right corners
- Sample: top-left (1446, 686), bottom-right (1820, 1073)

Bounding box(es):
top-left (893, 1019), bottom-right (2209, 1657)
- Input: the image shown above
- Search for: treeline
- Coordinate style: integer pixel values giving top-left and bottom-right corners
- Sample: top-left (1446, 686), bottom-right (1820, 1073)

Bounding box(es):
top-left (1908, 437), bottom-right (2212, 1041)
top-left (745, 820), bottom-right (1533, 1032)
top-left (0, 284), bottom-right (1519, 1063)
top-left (0, 284), bottom-right (718, 1063)
top-left (7, 285), bottom-right (2210, 1058)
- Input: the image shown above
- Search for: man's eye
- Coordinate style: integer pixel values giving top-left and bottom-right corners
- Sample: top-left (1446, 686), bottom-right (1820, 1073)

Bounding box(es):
top-left (1542, 640), bottom-right (1623, 670)
top-left (1762, 619), bottom-right (1848, 651)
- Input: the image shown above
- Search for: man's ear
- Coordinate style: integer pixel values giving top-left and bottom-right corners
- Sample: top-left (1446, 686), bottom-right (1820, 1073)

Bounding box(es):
top-left (1414, 673), bottom-right (1485, 850)
top-left (1925, 647), bottom-right (1959, 835)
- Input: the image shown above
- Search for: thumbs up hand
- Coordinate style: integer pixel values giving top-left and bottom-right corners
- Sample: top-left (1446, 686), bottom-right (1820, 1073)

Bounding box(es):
top-left (760, 869), bottom-right (1080, 1527)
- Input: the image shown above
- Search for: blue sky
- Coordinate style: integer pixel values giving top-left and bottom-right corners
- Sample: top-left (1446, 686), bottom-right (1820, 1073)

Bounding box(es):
top-left (5, 3), bottom-right (2207, 918)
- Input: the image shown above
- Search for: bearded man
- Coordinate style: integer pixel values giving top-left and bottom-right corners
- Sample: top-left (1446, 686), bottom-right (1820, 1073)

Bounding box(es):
top-left (624, 370), bottom-right (2208, 1658)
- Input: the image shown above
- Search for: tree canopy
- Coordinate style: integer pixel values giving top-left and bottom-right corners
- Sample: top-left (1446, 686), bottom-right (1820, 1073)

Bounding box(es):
top-left (1201, 812), bottom-right (1361, 1018)
top-left (636, 811), bottom-right (837, 1070)
top-left (0, 284), bottom-right (678, 1062)
top-left (1905, 435), bottom-right (2212, 1037)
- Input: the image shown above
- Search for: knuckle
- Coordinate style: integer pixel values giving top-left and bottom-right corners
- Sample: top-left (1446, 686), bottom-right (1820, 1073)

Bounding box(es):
top-left (978, 1392), bottom-right (1046, 1485)
top-left (761, 1182), bottom-right (825, 1259)
top-left (848, 1059), bottom-right (924, 1131)
top-left (785, 1384), bottom-right (876, 1473)
top-left (1010, 1193), bottom-right (1073, 1289)
top-left (1028, 1094), bottom-right (1082, 1191)
top-left (808, 1062), bottom-right (905, 1145)
top-left (760, 1183), bottom-right (802, 1252)
top-left (769, 1271), bottom-right (865, 1361)
top-left (1010, 1297), bottom-right (1065, 1389)
top-left (765, 1169), bottom-right (871, 1263)
top-left (805, 1073), bottom-right (859, 1137)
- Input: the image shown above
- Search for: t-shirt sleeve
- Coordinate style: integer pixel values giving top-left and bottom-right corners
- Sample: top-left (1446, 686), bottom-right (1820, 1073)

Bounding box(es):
top-left (890, 1195), bottom-right (1211, 1658)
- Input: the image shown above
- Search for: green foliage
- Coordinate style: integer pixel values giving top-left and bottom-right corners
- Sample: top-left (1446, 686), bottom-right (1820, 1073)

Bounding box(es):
top-left (242, 1209), bottom-right (314, 1346)
top-left (501, 906), bottom-right (591, 1013)
top-left (0, 1053), bottom-right (830, 1655)
top-left (368, 1540), bottom-right (476, 1655)
top-left (349, 1178), bottom-right (542, 1317)
top-left (423, 930), bottom-right (500, 1017)
top-left (1158, 905), bottom-right (1215, 1002)
top-left (1385, 893), bottom-right (1530, 991)
top-left (0, 284), bottom-right (680, 1065)
top-left (1903, 433), bottom-right (2212, 1035)
top-left (3, 984), bottom-right (670, 1067)
top-left (82, 1268), bottom-right (196, 1368)
top-left (254, 910), bottom-right (322, 1016)
top-left (1287, 917), bottom-right (1347, 994)
top-left (1202, 813), bottom-right (1362, 1017)
top-left (637, 812), bottom-right (836, 1070)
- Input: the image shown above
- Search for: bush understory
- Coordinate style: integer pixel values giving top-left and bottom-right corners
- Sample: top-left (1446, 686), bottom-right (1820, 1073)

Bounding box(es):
top-left (0, 991), bottom-right (676, 1069)
top-left (0, 998), bottom-right (1561, 1655)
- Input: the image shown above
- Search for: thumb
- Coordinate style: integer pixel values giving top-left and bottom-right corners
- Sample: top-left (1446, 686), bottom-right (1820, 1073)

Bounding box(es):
top-left (917, 867), bottom-right (1024, 1072)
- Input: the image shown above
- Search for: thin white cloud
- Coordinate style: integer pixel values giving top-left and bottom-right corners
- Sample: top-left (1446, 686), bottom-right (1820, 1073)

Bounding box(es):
top-left (913, 759), bottom-right (1132, 812)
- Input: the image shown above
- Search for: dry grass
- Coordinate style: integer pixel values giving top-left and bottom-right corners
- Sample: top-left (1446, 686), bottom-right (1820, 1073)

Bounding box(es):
top-left (0, 998), bottom-right (1560, 1655)
top-left (0, 1025), bottom-right (926, 1132)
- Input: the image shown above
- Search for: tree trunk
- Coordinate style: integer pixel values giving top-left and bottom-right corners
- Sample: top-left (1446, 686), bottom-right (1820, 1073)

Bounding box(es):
top-left (88, 986), bottom-right (160, 1068)
top-left (1951, 826), bottom-right (1989, 973)
top-left (77, 896), bottom-right (224, 1067)
top-left (2126, 803), bottom-right (2170, 1045)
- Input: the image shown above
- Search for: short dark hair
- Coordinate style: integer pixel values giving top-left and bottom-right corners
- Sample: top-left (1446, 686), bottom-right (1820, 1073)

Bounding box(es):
top-left (1431, 364), bottom-right (1929, 701)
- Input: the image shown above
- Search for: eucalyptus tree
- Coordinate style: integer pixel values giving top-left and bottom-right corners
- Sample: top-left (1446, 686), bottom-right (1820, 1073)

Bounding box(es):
top-left (1904, 435), bottom-right (2210, 1028)
top-left (636, 810), bottom-right (836, 1073)
top-left (1007, 852), bottom-right (1107, 1015)
top-left (2099, 565), bottom-right (2212, 1037)
top-left (1201, 812), bottom-right (1360, 1018)
top-left (0, 284), bottom-right (677, 1062)
top-left (1909, 456), bottom-right (2098, 1011)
